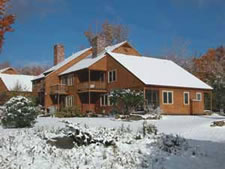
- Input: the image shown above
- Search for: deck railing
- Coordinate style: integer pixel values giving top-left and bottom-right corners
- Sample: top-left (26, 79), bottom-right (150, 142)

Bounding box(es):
top-left (50, 84), bottom-right (68, 95)
top-left (77, 81), bottom-right (106, 91)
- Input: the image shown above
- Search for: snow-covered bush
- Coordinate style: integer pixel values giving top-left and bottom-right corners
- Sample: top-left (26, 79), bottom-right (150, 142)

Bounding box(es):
top-left (109, 89), bottom-right (144, 115)
top-left (142, 121), bottom-right (158, 137)
top-left (1, 96), bottom-right (38, 128)
top-left (145, 105), bottom-right (162, 119)
top-left (158, 134), bottom-right (188, 154)
top-left (47, 121), bottom-right (116, 148)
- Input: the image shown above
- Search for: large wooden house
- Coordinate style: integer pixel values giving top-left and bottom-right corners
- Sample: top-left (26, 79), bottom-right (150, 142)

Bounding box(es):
top-left (33, 36), bottom-right (213, 115)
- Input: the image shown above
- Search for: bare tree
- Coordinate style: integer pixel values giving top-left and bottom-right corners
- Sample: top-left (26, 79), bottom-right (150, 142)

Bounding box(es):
top-left (0, 61), bottom-right (10, 69)
top-left (161, 38), bottom-right (194, 71)
top-left (16, 65), bottom-right (50, 75)
top-left (84, 20), bottom-right (129, 46)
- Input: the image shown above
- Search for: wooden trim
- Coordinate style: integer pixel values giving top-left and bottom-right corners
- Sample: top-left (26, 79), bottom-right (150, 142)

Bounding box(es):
top-left (146, 84), bottom-right (212, 91)
top-left (78, 89), bottom-right (107, 93)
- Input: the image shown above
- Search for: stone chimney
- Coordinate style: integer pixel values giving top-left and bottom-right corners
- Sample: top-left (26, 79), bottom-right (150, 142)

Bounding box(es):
top-left (54, 44), bottom-right (65, 65)
top-left (91, 35), bottom-right (107, 58)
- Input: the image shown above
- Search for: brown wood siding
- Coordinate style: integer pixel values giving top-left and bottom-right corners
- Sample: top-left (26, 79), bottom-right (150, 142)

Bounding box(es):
top-left (44, 49), bottom-right (92, 108)
top-left (145, 86), bottom-right (207, 115)
top-left (0, 79), bottom-right (9, 104)
top-left (89, 57), bottom-right (107, 71)
top-left (0, 79), bottom-right (9, 92)
top-left (112, 43), bottom-right (141, 56)
top-left (106, 54), bottom-right (144, 90)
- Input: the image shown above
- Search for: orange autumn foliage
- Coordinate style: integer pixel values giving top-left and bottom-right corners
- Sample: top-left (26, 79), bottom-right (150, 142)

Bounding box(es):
top-left (193, 47), bottom-right (225, 82)
top-left (0, 0), bottom-right (15, 50)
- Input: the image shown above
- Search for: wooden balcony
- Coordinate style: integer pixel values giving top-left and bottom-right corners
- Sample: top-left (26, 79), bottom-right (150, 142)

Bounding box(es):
top-left (77, 81), bottom-right (106, 92)
top-left (50, 84), bottom-right (68, 95)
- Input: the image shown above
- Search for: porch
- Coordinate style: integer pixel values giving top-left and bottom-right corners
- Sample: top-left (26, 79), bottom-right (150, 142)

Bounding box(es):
top-left (76, 69), bottom-right (107, 113)
top-left (78, 92), bottom-right (106, 113)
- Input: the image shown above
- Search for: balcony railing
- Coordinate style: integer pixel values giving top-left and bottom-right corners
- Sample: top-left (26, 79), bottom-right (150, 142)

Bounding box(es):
top-left (50, 84), bottom-right (68, 95)
top-left (77, 81), bottom-right (106, 91)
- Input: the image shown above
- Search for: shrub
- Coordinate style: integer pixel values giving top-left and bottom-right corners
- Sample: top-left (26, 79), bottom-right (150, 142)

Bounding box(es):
top-left (1, 96), bottom-right (38, 128)
top-left (55, 106), bottom-right (83, 118)
top-left (145, 106), bottom-right (162, 120)
top-left (142, 121), bottom-right (158, 137)
top-left (159, 134), bottom-right (188, 154)
top-left (109, 89), bottom-right (144, 115)
top-left (210, 120), bottom-right (225, 127)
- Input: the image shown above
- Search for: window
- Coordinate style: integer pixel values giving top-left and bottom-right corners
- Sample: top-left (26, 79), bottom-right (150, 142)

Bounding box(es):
top-left (61, 75), bottom-right (74, 86)
top-left (196, 92), bottom-right (202, 101)
top-left (65, 96), bottom-right (74, 107)
top-left (184, 92), bottom-right (190, 105)
top-left (100, 94), bottom-right (111, 107)
top-left (145, 90), bottom-right (159, 108)
top-left (67, 75), bottom-right (74, 86)
top-left (61, 77), bottom-right (67, 85)
top-left (108, 70), bottom-right (116, 83)
top-left (162, 91), bottom-right (173, 104)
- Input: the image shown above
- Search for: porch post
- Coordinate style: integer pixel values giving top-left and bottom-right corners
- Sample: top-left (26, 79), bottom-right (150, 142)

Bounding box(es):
top-left (88, 69), bottom-right (91, 112)
top-left (210, 91), bottom-right (213, 112)
top-left (143, 87), bottom-right (146, 110)
top-left (57, 93), bottom-right (60, 111)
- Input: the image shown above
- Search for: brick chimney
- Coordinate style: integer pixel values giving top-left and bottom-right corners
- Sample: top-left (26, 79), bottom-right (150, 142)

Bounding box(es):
top-left (54, 44), bottom-right (65, 65)
top-left (91, 35), bottom-right (107, 58)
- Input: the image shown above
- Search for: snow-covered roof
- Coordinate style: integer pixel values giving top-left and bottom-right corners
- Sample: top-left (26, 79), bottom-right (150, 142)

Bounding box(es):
top-left (0, 67), bottom-right (16, 73)
top-left (60, 53), bottom-right (105, 75)
top-left (0, 74), bottom-right (36, 92)
top-left (108, 52), bottom-right (213, 90)
top-left (60, 41), bottom-right (127, 75)
top-left (43, 47), bottom-right (91, 75)
top-left (32, 73), bottom-right (45, 81)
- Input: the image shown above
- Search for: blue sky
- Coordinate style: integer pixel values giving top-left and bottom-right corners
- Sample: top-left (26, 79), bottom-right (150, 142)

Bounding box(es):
top-left (1, 0), bottom-right (225, 66)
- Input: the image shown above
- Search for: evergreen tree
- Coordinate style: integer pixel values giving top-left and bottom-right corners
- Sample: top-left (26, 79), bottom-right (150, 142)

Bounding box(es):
top-left (1, 96), bottom-right (38, 128)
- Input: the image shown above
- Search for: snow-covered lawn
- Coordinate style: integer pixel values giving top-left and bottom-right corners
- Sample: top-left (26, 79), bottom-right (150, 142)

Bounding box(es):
top-left (0, 114), bottom-right (225, 169)
top-left (34, 114), bottom-right (225, 142)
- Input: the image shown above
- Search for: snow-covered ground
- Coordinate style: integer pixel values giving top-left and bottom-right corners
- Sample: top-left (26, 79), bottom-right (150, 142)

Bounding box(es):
top-left (0, 114), bottom-right (225, 169)
top-left (34, 114), bottom-right (225, 142)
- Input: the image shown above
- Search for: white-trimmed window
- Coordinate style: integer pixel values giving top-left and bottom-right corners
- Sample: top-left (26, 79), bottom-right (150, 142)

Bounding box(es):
top-left (184, 92), bottom-right (190, 105)
top-left (65, 96), bottom-right (74, 107)
top-left (162, 91), bottom-right (173, 104)
top-left (61, 77), bottom-right (67, 85)
top-left (67, 75), bottom-right (74, 86)
top-left (108, 70), bottom-right (117, 83)
top-left (100, 94), bottom-right (111, 107)
top-left (196, 92), bottom-right (202, 101)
